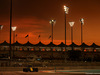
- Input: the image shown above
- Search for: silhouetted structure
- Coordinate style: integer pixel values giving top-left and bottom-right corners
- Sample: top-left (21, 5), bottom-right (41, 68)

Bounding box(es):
top-left (0, 41), bottom-right (9, 46)
top-left (12, 41), bottom-right (22, 46)
top-left (69, 42), bottom-right (79, 47)
top-left (23, 41), bottom-right (34, 46)
top-left (58, 42), bottom-right (66, 47)
top-left (90, 43), bottom-right (100, 48)
top-left (0, 41), bottom-right (100, 62)
top-left (46, 42), bottom-right (57, 47)
top-left (35, 42), bottom-right (45, 47)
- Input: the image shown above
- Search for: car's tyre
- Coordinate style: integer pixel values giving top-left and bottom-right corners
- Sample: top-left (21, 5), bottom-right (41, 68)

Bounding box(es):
top-left (23, 68), bottom-right (28, 72)
top-left (33, 68), bottom-right (38, 72)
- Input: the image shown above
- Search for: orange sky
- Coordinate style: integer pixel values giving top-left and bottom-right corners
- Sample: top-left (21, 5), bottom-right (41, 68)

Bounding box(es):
top-left (0, 0), bottom-right (100, 45)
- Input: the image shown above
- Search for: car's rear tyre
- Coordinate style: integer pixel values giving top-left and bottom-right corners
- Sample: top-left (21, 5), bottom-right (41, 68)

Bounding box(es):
top-left (23, 68), bottom-right (28, 72)
top-left (33, 68), bottom-right (38, 72)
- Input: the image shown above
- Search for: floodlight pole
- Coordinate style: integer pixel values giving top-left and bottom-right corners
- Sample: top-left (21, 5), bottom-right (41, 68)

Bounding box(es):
top-left (65, 12), bottom-right (66, 52)
top-left (9, 0), bottom-right (12, 60)
top-left (52, 23), bottom-right (53, 43)
top-left (80, 18), bottom-right (84, 61)
top-left (81, 23), bottom-right (84, 61)
top-left (80, 18), bottom-right (84, 44)
top-left (0, 25), bottom-right (3, 43)
top-left (12, 26), bottom-right (17, 58)
top-left (0, 29), bottom-right (1, 43)
top-left (81, 23), bottom-right (83, 44)
top-left (49, 20), bottom-right (56, 43)
top-left (71, 27), bottom-right (73, 44)
top-left (64, 5), bottom-right (68, 63)
top-left (0, 30), bottom-right (1, 42)
top-left (13, 31), bottom-right (15, 43)
top-left (71, 26), bottom-right (74, 51)
top-left (8, 0), bottom-right (12, 66)
top-left (69, 22), bottom-right (74, 51)
top-left (13, 31), bottom-right (15, 57)
top-left (64, 5), bottom-right (69, 52)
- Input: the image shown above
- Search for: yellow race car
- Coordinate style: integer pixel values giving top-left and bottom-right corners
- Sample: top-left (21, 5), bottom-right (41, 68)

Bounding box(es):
top-left (23, 65), bottom-right (38, 72)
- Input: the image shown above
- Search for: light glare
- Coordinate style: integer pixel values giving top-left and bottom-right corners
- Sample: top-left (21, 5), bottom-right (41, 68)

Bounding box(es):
top-left (49, 20), bottom-right (56, 25)
top-left (12, 26), bottom-right (17, 31)
top-left (80, 18), bottom-right (84, 25)
top-left (64, 5), bottom-right (69, 14)
top-left (0, 25), bottom-right (3, 30)
top-left (69, 22), bottom-right (75, 27)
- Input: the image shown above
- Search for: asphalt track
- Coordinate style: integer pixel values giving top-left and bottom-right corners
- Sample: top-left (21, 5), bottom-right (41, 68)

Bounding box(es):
top-left (0, 69), bottom-right (100, 75)
top-left (0, 71), bottom-right (85, 75)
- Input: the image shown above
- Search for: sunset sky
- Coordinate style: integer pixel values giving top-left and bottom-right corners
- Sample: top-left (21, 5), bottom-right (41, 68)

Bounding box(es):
top-left (0, 0), bottom-right (100, 45)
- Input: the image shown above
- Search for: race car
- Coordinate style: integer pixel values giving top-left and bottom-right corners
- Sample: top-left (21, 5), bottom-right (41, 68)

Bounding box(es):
top-left (23, 65), bottom-right (38, 72)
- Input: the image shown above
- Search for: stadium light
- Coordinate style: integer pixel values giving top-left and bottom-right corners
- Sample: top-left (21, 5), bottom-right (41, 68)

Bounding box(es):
top-left (49, 20), bottom-right (56, 43)
top-left (0, 25), bottom-right (3, 42)
top-left (69, 22), bottom-right (75, 43)
top-left (80, 18), bottom-right (84, 44)
top-left (64, 5), bottom-right (69, 62)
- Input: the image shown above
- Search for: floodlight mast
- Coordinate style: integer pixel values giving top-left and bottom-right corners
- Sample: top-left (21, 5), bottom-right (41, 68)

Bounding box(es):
top-left (80, 18), bottom-right (84, 44)
top-left (69, 22), bottom-right (75, 43)
top-left (64, 5), bottom-right (69, 51)
top-left (49, 20), bottom-right (56, 43)
top-left (0, 25), bottom-right (3, 42)
top-left (64, 5), bottom-right (69, 62)
top-left (64, 5), bottom-right (69, 14)
top-left (9, 0), bottom-right (12, 66)
top-left (11, 26), bottom-right (17, 43)
top-left (9, 0), bottom-right (12, 60)
top-left (80, 18), bottom-right (84, 61)
top-left (11, 26), bottom-right (17, 58)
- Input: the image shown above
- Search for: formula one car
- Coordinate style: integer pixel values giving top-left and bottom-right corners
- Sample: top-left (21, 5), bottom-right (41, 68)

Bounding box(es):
top-left (23, 65), bottom-right (38, 72)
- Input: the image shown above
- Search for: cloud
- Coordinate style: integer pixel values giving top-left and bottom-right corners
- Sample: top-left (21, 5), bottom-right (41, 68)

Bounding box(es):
top-left (13, 17), bottom-right (50, 34)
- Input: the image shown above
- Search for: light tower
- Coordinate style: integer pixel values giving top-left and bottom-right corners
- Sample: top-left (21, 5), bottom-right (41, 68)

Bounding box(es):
top-left (69, 22), bottom-right (75, 43)
top-left (64, 5), bottom-right (69, 51)
top-left (69, 22), bottom-right (75, 50)
top-left (0, 25), bottom-right (3, 42)
top-left (64, 5), bottom-right (69, 63)
top-left (11, 26), bottom-right (17, 58)
top-left (9, 0), bottom-right (12, 61)
top-left (49, 20), bottom-right (56, 43)
top-left (11, 26), bottom-right (17, 43)
top-left (80, 18), bottom-right (84, 44)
